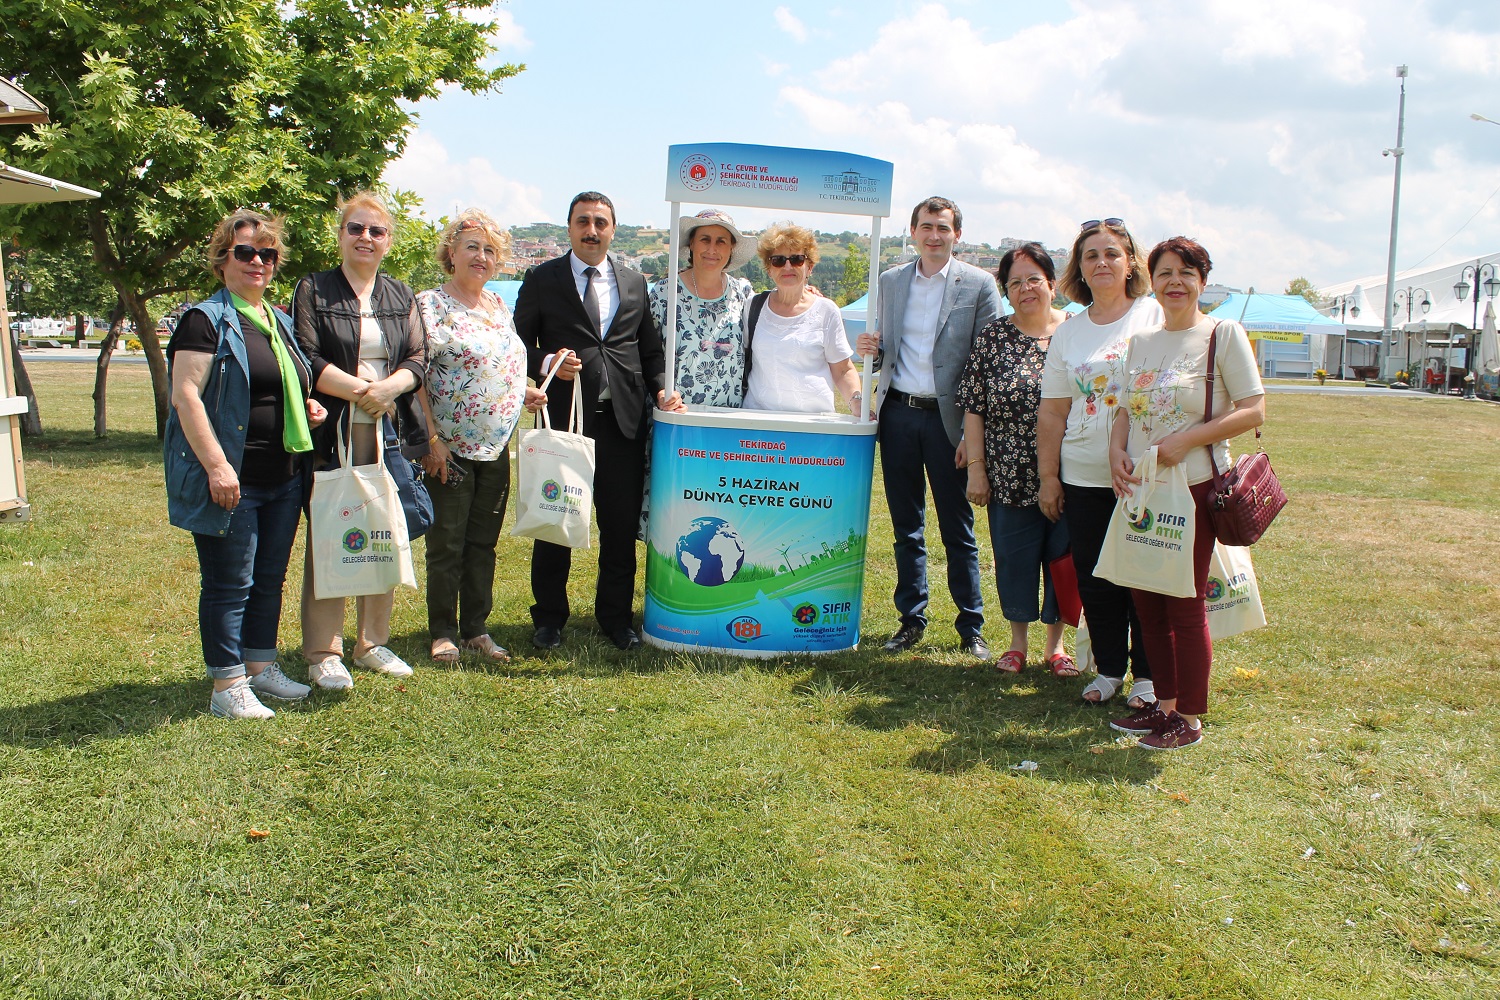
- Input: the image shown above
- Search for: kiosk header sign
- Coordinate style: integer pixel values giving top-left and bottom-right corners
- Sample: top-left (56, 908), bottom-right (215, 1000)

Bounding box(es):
top-left (665, 143), bottom-right (894, 216)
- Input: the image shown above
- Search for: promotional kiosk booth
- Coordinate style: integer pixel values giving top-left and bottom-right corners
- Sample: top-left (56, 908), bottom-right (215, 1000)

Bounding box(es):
top-left (643, 143), bottom-right (893, 657)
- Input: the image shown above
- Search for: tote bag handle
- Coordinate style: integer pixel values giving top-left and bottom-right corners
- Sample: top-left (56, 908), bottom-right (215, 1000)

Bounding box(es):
top-left (534, 349), bottom-right (583, 434)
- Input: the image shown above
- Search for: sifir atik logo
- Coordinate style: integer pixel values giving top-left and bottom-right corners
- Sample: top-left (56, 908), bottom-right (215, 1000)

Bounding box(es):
top-left (542, 480), bottom-right (561, 502)
top-left (1127, 507), bottom-right (1155, 534)
top-left (342, 528), bottom-right (367, 554)
top-left (792, 603), bottom-right (818, 626)
top-left (1205, 576), bottom-right (1226, 602)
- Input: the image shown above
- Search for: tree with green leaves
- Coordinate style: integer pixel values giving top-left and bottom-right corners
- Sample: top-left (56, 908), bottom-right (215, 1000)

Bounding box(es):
top-left (0, 0), bottom-right (522, 437)
top-left (1286, 276), bottom-right (1324, 308)
top-left (839, 242), bottom-right (870, 306)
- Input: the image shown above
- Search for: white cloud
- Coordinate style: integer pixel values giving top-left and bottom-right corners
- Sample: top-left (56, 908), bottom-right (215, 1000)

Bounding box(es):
top-left (489, 9), bottom-right (531, 50)
top-left (773, 1), bottom-right (1500, 289)
top-left (774, 6), bottom-right (808, 44)
top-left (384, 131), bottom-right (550, 225)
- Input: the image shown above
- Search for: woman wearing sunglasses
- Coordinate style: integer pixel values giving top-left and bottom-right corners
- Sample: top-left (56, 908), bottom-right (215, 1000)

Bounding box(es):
top-left (164, 210), bottom-right (327, 719)
top-left (741, 222), bottom-right (861, 414)
top-left (1038, 218), bottom-right (1163, 707)
top-left (414, 210), bottom-right (546, 664)
top-left (293, 190), bottom-right (430, 690)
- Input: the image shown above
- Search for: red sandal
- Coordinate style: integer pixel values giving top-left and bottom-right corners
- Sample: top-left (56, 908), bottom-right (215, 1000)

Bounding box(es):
top-left (1047, 652), bottom-right (1079, 677)
top-left (996, 650), bottom-right (1025, 673)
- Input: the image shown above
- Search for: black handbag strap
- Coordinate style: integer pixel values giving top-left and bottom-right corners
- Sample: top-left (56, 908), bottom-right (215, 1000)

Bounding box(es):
top-left (741, 290), bottom-right (771, 397)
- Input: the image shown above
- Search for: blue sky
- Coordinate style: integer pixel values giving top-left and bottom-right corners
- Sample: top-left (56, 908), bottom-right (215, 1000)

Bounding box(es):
top-left (385, 1), bottom-right (1500, 292)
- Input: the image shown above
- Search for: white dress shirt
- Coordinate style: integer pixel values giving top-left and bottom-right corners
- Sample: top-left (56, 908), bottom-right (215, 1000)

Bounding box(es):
top-left (570, 252), bottom-right (619, 338)
top-left (893, 258), bottom-right (950, 397)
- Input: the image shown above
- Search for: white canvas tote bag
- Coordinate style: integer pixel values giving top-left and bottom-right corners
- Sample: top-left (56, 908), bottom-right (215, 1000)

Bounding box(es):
top-left (512, 353), bottom-right (596, 548)
top-left (1095, 446), bottom-right (1198, 599)
top-left (1206, 542), bottom-right (1267, 640)
top-left (309, 422), bottom-right (416, 599)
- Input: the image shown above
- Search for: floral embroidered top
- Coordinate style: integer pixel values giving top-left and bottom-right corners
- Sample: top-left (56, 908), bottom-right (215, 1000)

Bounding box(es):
top-left (649, 274), bottom-right (752, 407)
top-left (1122, 316), bottom-right (1262, 486)
top-left (417, 287), bottom-right (528, 462)
top-left (1039, 296), bottom-right (1163, 488)
top-left (956, 316), bottom-right (1052, 507)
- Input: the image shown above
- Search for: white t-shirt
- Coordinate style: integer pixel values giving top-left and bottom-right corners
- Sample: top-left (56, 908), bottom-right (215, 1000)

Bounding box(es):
top-left (1123, 317), bottom-right (1264, 485)
top-left (743, 296), bottom-right (853, 413)
top-left (1040, 296), bottom-right (1164, 488)
top-left (352, 313), bottom-right (388, 425)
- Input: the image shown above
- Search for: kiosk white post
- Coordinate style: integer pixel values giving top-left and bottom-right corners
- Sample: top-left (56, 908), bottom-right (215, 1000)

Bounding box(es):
top-left (646, 143), bottom-right (893, 656)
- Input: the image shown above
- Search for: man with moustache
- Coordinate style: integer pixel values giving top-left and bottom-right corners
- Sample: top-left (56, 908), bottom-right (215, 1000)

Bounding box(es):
top-left (515, 191), bottom-right (683, 651)
top-left (856, 196), bottom-right (1001, 661)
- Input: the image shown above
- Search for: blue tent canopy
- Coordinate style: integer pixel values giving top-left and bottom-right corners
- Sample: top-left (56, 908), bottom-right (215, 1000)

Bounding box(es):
top-left (1210, 292), bottom-right (1346, 334)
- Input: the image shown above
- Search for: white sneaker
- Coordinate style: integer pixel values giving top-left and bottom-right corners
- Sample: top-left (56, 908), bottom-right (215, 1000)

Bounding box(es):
top-left (308, 656), bottom-right (354, 690)
top-left (248, 662), bottom-right (312, 701)
top-left (210, 678), bottom-right (275, 720)
top-left (353, 645), bottom-right (413, 677)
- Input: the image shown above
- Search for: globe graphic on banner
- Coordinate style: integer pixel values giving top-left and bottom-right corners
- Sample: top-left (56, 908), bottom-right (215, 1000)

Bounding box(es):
top-left (675, 516), bottom-right (746, 587)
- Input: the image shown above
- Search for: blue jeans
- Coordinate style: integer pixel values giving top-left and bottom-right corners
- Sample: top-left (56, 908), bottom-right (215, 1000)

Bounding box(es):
top-left (192, 473), bottom-right (305, 679)
top-left (987, 502), bottom-right (1070, 624)
top-left (877, 400), bottom-right (983, 638)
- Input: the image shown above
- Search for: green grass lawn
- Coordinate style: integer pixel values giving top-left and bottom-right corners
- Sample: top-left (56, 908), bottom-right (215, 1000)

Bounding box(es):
top-left (1, 366), bottom-right (1497, 998)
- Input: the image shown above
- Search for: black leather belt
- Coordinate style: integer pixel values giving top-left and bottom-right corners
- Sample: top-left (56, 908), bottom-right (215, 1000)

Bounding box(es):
top-left (889, 388), bottom-right (938, 410)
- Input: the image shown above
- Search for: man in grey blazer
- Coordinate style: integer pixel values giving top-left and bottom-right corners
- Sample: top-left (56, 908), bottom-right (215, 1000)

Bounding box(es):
top-left (856, 197), bottom-right (1002, 659)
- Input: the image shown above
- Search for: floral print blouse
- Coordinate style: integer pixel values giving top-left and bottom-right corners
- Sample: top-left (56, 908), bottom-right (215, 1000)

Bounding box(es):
top-left (649, 274), bottom-right (752, 407)
top-left (417, 287), bottom-right (527, 462)
top-left (956, 315), bottom-right (1052, 507)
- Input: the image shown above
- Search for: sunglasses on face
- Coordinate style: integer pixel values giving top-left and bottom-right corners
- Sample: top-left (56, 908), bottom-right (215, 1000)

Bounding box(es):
top-left (231, 244), bottom-right (279, 265)
top-left (344, 221), bottom-right (390, 239)
top-left (1079, 218), bottom-right (1125, 233)
top-left (768, 254), bottom-right (809, 267)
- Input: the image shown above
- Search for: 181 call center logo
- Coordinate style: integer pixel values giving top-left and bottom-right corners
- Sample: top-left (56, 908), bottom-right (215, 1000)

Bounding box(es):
top-left (542, 480), bottom-right (561, 502)
top-left (792, 603), bottom-right (819, 625)
top-left (680, 153), bottom-right (716, 192)
top-left (342, 528), bottom-right (368, 554)
top-left (1127, 507), bottom-right (1155, 534)
top-left (726, 615), bottom-right (762, 643)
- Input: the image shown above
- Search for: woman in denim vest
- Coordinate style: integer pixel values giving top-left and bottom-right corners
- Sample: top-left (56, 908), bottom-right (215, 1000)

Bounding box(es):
top-left (164, 210), bottom-right (326, 720)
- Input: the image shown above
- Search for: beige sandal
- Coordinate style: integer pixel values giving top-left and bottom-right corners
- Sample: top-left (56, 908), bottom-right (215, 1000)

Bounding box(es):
top-left (465, 634), bottom-right (510, 662)
top-left (430, 638), bottom-right (461, 663)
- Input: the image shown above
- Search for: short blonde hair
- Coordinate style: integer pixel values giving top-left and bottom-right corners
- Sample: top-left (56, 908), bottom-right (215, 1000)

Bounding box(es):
top-left (436, 208), bottom-right (511, 275)
top-left (337, 190), bottom-right (395, 232)
top-left (1057, 221), bottom-right (1149, 305)
top-left (756, 222), bottom-right (819, 268)
top-left (207, 209), bottom-right (286, 280)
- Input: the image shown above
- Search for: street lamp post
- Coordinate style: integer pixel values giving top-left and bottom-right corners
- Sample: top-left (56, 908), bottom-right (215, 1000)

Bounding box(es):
top-left (1379, 66), bottom-right (1410, 378)
top-left (1454, 262), bottom-right (1498, 397)
top-left (1391, 286), bottom-right (1430, 385)
top-left (1329, 293), bottom-right (1361, 377)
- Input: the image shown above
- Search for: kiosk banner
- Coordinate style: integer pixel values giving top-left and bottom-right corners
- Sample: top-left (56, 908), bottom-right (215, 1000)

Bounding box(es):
top-left (665, 143), bottom-right (894, 217)
top-left (644, 409), bottom-right (877, 656)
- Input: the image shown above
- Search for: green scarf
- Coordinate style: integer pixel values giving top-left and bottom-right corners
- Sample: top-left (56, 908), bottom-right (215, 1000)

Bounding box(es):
top-left (230, 292), bottom-right (313, 454)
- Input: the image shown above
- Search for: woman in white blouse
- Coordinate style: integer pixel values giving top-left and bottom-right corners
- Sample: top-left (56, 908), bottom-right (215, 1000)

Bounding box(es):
top-left (741, 222), bottom-right (862, 414)
top-left (416, 210), bottom-right (546, 664)
top-left (1105, 236), bottom-right (1264, 750)
top-left (1037, 219), bottom-right (1163, 708)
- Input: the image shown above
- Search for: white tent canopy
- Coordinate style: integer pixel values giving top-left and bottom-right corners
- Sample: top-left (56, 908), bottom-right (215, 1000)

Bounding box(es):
top-left (1321, 250), bottom-right (1500, 332)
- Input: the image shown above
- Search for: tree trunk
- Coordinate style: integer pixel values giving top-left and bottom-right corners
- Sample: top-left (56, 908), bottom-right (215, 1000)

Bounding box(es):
top-left (120, 288), bottom-right (169, 439)
top-left (73, 313), bottom-right (86, 347)
top-left (93, 302), bottom-right (125, 439)
top-left (8, 330), bottom-right (42, 437)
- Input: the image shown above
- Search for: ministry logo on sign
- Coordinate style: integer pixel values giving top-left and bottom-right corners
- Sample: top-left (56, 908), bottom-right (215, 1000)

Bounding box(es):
top-left (680, 153), bottom-right (716, 192)
top-left (822, 169), bottom-right (878, 195)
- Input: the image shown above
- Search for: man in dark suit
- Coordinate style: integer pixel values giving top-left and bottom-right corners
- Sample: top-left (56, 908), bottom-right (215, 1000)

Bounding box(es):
top-left (514, 191), bottom-right (683, 651)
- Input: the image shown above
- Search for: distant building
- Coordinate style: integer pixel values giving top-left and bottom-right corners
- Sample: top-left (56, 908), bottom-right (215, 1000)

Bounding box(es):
top-left (1201, 283), bottom-right (1238, 310)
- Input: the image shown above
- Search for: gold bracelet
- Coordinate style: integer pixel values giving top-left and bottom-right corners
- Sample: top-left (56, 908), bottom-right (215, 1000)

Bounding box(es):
top-left (429, 433), bottom-right (440, 444)
top-left (967, 459), bottom-right (984, 467)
